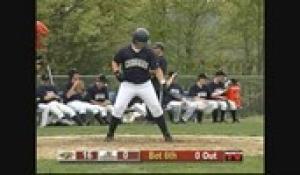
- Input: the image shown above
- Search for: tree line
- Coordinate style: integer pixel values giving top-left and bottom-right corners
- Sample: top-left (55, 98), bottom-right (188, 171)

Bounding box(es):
top-left (37, 0), bottom-right (264, 75)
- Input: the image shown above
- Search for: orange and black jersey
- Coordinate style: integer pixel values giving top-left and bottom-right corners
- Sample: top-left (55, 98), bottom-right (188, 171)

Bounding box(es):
top-left (226, 85), bottom-right (242, 108)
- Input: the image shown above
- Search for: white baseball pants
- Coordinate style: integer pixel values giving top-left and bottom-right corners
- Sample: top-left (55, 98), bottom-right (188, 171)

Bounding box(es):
top-left (38, 101), bottom-right (76, 127)
top-left (112, 80), bottom-right (163, 118)
top-left (67, 100), bottom-right (105, 115)
top-left (181, 100), bottom-right (219, 121)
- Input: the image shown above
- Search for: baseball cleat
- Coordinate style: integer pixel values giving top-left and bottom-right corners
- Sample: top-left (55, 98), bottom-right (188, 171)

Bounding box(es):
top-left (232, 119), bottom-right (240, 123)
top-left (164, 134), bottom-right (173, 142)
top-left (104, 136), bottom-right (114, 142)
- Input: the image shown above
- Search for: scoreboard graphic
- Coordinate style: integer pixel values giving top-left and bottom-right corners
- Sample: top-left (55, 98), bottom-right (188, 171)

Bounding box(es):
top-left (57, 150), bottom-right (243, 162)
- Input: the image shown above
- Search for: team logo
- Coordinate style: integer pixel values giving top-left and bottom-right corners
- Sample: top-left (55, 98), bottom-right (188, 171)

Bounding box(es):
top-left (170, 89), bottom-right (180, 94)
top-left (95, 93), bottom-right (105, 100)
top-left (125, 58), bottom-right (149, 70)
top-left (197, 92), bottom-right (207, 97)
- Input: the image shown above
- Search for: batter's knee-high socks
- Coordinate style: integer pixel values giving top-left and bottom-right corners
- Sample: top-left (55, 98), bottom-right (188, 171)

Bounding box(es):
top-left (220, 110), bottom-right (226, 122)
top-left (212, 109), bottom-right (218, 123)
top-left (145, 107), bottom-right (155, 122)
top-left (154, 115), bottom-right (171, 138)
top-left (106, 116), bottom-right (121, 138)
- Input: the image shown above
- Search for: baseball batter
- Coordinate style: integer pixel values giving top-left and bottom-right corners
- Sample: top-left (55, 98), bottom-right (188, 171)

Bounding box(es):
top-left (105, 28), bottom-right (172, 142)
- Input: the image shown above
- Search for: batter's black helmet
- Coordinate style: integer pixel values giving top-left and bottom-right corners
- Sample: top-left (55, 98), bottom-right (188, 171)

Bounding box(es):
top-left (132, 28), bottom-right (149, 43)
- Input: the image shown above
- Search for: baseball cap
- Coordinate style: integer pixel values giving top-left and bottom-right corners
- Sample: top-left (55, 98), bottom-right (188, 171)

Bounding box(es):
top-left (36, 55), bottom-right (43, 60)
top-left (198, 73), bottom-right (208, 79)
top-left (41, 74), bottom-right (49, 81)
top-left (152, 42), bottom-right (164, 50)
top-left (168, 71), bottom-right (175, 77)
top-left (68, 68), bottom-right (79, 78)
top-left (230, 78), bottom-right (238, 84)
top-left (215, 70), bottom-right (226, 76)
top-left (96, 74), bottom-right (108, 83)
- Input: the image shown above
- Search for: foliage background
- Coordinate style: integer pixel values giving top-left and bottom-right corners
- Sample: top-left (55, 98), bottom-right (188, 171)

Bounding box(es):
top-left (37, 0), bottom-right (264, 75)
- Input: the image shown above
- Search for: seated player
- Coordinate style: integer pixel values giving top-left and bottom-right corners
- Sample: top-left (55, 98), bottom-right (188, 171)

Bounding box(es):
top-left (123, 97), bottom-right (147, 123)
top-left (205, 70), bottom-right (230, 122)
top-left (225, 79), bottom-right (242, 123)
top-left (164, 71), bottom-right (185, 123)
top-left (181, 73), bottom-right (219, 123)
top-left (85, 74), bottom-right (113, 124)
top-left (63, 69), bottom-right (104, 125)
top-left (36, 74), bottom-right (76, 127)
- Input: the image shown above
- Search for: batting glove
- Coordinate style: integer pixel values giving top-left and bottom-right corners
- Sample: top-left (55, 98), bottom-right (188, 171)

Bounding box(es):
top-left (114, 70), bottom-right (124, 82)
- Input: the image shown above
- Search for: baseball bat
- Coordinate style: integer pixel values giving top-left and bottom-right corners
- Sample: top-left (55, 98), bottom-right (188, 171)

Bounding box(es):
top-left (47, 64), bottom-right (54, 85)
top-left (159, 84), bottom-right (164, 105)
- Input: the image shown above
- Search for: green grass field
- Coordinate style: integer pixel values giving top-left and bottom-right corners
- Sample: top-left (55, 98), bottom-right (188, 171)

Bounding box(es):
top-left (37, 116), bottom-right (264, 174)
top-left (37, 116), bottom-right (264, 136)
top-left (37, 156), bottom-right (264, 173)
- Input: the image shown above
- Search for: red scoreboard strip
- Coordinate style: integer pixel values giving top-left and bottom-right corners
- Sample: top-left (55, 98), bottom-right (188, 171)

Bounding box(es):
top-left (57, 150), bottom-right (242, 162)
top-left (117, 151), bottom-right (140, 161)
top-left (141, 150), bottom-right (222, 162)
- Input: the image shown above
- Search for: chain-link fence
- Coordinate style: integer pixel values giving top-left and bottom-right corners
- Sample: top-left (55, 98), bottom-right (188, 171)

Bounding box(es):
top-left (37, 74), bottom-right (264, 117)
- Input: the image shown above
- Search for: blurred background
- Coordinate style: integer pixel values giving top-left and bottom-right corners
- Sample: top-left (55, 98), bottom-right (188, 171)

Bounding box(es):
top-left (37, 0), bottom-right (264, 117)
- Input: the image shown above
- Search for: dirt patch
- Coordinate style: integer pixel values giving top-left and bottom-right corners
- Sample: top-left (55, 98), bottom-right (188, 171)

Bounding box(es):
top-left (37, 135), bottom-right (264, 160)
